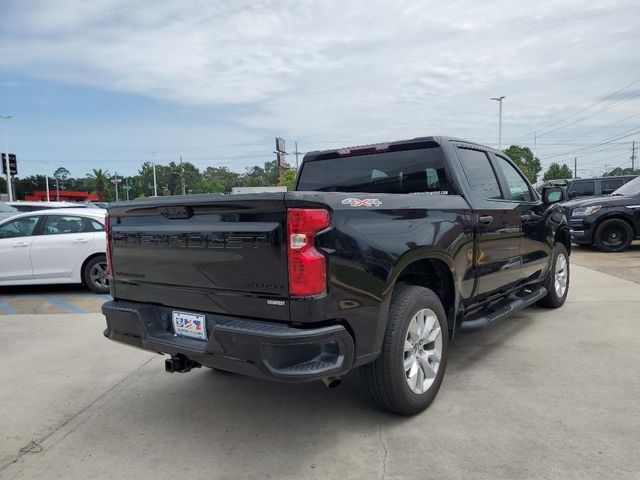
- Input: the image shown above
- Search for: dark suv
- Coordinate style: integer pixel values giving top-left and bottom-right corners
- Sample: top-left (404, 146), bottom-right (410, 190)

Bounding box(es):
top-left (563, 176), bottom-right (640, 251)
top-left (565, 176), bottom-right (636, 200)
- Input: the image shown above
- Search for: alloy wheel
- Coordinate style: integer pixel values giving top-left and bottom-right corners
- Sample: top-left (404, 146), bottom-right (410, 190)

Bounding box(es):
top-left (403, 308), bottom-right (442, 394)
top-left (90, 262), bottom-right (109, 289)
top-left (554, 253), bottom-right (568, 297)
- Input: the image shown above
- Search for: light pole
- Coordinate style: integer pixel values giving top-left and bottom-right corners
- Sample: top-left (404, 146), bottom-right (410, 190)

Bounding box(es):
top-left (111, 173), bottom-right (122, 202)
top-left (149, 151), bottom-right (158, 196)
top-left (490, 96), bottom-right (505, 150)
top-left (0, 114), bottom-right (13, 202)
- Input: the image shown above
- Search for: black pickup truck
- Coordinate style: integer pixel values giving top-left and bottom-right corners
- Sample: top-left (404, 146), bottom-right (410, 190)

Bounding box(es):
top-left (103, 136), bottom-right (571, 415)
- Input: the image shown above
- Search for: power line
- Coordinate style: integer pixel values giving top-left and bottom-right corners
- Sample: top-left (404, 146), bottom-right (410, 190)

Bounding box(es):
top-left (535, 90), bottom-right (640, 140)
top-left (539, 126), bottom-right (640, 161)
top-left (570, 112), bottom-right (640, 141)
top-left (510, 76), bottom-right (640, 143)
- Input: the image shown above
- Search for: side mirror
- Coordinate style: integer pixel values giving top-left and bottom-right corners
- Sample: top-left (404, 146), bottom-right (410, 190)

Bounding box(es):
top-left (542, 186), bottom-right (564, 204)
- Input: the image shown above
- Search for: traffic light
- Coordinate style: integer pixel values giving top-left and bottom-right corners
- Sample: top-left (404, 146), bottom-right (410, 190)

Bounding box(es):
top-left (1, 153), bottom-right (17, 175)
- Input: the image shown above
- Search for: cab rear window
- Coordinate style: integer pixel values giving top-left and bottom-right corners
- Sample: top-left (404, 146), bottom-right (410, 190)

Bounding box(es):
top-left (297, 147), bottom-right (454, 194)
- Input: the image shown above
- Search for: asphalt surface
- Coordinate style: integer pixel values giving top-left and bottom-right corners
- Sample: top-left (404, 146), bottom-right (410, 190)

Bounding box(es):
top-left (1, 263), bottom-right (639, 479)
top-left (571, 240), bottom-right (640, 284)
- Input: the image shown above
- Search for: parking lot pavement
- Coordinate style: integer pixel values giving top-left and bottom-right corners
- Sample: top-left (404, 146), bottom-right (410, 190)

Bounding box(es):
top-left (571, 240), bottom-right (640, 284)
top-left (0, 285), bottom-right (109, 315)
top-left (1, 264), bottom-right (639, 480)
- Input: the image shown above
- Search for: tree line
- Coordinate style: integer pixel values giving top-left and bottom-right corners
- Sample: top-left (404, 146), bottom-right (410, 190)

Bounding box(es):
top-left (3, 159), bottom-right (297, 201)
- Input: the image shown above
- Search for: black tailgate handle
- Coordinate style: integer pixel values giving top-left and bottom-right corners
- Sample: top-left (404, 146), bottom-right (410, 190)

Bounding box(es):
top-left (159, 206), bottom-right (193, 219)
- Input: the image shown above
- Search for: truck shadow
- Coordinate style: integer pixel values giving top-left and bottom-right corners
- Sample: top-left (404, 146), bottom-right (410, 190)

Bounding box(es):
top-left (107, 308), bottom-right (540, 424)
top-left (87, 309), bottom-right (542, 475)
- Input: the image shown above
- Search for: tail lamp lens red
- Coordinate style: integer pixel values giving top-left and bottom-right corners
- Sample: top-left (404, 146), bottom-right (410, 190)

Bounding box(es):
top-left (287, 208), bottom-right (330, 296)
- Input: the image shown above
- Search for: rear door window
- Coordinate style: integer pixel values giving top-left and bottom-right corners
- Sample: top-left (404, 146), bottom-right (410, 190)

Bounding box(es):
top-left (296, 146), bottom-right (454, 194)
top-left (456, 147), bottom-right (503, 199)
top-left (601, 179), bottom-right (623, 195)
top-left (42, 216), bottom-right (93, 235)
top-left (569, 181), bottom-right (595, 198)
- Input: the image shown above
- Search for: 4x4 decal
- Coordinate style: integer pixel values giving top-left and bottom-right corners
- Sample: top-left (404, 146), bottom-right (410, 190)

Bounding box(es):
top-left (341, 198), bottom-right (383, 207)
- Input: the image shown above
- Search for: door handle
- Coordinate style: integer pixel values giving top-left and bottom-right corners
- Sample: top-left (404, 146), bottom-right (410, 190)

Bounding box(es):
top-left (73, 238), bottom-right (89, 244)
top-left (12, 242), bottom-right (29, 247)
top-left (520, 214), bottom-right (531, 222)
top-left (478, 215), bottom-right (494, 225)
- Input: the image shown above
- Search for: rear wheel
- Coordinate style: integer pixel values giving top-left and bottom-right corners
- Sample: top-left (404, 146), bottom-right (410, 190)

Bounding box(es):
top-left (360, 285), bottom-right (449, 415)
top-left (83, 255), bottom-right (110, 294)
top-left (594, 218), bottom-right (633, 252)
top-left (537, 243), bottom-right (570, 308)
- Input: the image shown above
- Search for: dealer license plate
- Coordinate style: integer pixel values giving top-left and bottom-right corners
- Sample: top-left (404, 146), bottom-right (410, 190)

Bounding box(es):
top-left (172, 310), bottom-right (207, 341)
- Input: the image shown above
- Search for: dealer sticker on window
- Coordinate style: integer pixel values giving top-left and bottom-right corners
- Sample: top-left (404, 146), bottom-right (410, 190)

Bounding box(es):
top-left (172, 310), bottom-right (207, 341)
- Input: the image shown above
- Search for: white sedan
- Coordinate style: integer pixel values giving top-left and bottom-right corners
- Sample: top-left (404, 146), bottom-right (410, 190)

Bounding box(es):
top-left (0, 208), bottom-right (109, 293)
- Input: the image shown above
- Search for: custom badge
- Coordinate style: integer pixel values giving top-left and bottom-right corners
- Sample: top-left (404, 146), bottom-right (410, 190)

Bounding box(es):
top-left (341, 198), bottom-right (383, 207)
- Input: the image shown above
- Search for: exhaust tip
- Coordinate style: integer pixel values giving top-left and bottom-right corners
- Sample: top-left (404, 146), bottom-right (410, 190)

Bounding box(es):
top-left (322, 376), bottom-right (342, 389)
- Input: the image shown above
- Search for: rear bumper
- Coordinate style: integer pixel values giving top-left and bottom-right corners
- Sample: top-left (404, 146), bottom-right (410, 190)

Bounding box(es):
top-left (102, 300), bottom-right (354, 382)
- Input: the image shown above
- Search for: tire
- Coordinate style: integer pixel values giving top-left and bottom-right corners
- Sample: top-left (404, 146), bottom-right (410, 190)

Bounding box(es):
top-left (83, 255), bottom-right (110, 294)
top-left (360, 285), bottom-right (449, 415)
top-left (594, 218), bottom-right (634, 252)
top-left (537, 243), bottom-right (570, 308)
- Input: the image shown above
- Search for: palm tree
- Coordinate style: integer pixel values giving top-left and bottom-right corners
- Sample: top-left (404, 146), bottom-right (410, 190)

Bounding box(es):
top-left (87, 168), bottom-right (110, 201)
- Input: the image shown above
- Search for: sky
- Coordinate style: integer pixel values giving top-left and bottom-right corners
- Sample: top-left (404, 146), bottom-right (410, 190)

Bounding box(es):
top-left (1, 0), bottom-right (640, 181)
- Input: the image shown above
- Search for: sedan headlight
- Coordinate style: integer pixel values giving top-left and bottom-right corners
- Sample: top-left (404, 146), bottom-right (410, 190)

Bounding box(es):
top-left (572, 205), bottom-right (602, 217)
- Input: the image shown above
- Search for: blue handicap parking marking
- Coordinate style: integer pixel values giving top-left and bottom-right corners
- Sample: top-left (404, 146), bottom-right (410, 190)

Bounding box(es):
top-left (0, 301), bottom-right (19, 315)
top-left (44, 295), bottom-right (87, 314)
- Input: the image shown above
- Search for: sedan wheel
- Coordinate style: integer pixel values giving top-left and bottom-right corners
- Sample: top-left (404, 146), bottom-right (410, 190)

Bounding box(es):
top-left (90, 262), bottom-right (109, 289)
top-left (83, 256), bottom-right (110, 294)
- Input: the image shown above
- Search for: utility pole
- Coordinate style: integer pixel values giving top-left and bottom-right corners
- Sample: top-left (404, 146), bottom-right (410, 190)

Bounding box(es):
top-left (149, 151), bottom-right (158, 196)
top-left (1, 114), bottom-right (13, 202)
top-left (632, 141), bottom-right (636, 171)
top-left (123, 178), bottom-right (131, 201)
top-left (179, 156), bottom-right (186, 195)
top-left (604, 164), bottom-right (610, 175)
top-left (45, 175), bottom-right (50, 201)
top-left (490, 96), bottom-right (505, 150)
top-left (55, 175), bottom-right (60, 202)
top-left (292, 141), bottom-right (303, 170)
top-left (574, 157), bottom-right (577, 179)
top-left (112, 173), bottom-right (122, 202)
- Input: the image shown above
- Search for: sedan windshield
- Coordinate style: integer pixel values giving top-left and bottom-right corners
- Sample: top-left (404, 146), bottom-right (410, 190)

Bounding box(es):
top-left (612, 176), bottom-right (640, 196)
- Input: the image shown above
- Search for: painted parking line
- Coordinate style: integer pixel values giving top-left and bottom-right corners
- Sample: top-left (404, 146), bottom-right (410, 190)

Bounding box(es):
top-left (0, 292), bottom-right (110, 315)
top-left (0, 301), bottom-right (19, 315)
top-left (43, 295), bottom-right (87, 314)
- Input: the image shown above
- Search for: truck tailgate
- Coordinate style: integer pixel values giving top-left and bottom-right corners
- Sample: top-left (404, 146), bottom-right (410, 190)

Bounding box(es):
top-left (107, 194), bottom-right (289, 321)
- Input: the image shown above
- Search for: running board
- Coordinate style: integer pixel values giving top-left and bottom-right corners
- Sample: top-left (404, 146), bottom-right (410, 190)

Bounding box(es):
top-left (460, 286), bottom-right (548, 333)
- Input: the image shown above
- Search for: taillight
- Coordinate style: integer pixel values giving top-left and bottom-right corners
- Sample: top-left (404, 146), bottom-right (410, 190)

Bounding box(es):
top-left (287, 208), bottom-right (330, 297)
top-left (105, 213), bottom-right (113, 277)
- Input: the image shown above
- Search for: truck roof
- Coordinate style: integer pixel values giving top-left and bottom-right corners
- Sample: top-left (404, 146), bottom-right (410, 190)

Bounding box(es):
top-left (303, 136), bottom-right (493, 163)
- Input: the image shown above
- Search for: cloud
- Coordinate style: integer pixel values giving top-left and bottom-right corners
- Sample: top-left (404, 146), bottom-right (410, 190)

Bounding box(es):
top-left (1, 0), bottom-right (640, 174)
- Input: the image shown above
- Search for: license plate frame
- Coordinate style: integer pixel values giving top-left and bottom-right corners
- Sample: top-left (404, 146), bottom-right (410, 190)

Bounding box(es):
top-left (172, 310), bottom-right (207, 341)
